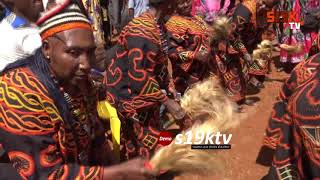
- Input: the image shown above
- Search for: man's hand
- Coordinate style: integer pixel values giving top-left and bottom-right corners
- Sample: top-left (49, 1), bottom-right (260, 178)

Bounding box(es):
top-left (163, 99), bottom-right (186, 120)
top-left (243, 53), bottom-right (254, 65)
top-left (167, 79), bottom-right (179, 101)
top-left (103, 158), bottom-right (157, 180)
top-left (194, 50), bottom-right (210, 63)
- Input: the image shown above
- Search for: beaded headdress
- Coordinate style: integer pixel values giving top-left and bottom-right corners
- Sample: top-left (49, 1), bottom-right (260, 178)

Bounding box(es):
top-left (36, 0), bottom-right (91, 41)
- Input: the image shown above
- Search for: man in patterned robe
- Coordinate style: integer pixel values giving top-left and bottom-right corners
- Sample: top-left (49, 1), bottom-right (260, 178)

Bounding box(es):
top-left (105, 0), bottom-right (185, 161)
top-left (229, 0), bottom-right (277, 52)
top-left (166, 0), bottom-right (212, 95)
top-left (257, 52), bottom-right (320, 179)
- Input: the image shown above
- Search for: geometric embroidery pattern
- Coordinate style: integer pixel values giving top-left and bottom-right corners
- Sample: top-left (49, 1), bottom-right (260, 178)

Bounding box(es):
top-left (276, 164), bottom-right (298, 180)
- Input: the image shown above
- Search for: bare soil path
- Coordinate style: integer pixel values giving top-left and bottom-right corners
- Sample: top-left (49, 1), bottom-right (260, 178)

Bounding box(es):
top-left (176, 58), bottom-right (289, 180)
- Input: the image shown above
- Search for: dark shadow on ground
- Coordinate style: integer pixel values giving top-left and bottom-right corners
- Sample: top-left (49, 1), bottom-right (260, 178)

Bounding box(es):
top-left (246, 85), bottom-right (261, 96)
top-left (247, 96), bottom-right (261, 104)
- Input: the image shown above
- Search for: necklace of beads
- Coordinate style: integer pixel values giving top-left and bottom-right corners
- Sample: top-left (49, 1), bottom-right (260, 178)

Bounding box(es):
top-left (51, 74), bottom-right (98, 164)
top-left (154, 17), bottom-right (169, 57)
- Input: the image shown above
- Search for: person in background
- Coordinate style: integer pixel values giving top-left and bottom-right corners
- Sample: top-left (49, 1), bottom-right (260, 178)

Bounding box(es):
top-left (128, 0), bottom-right (149, 19)
top-left (108, 0), bottom-right (122, 37)
top-left (227, 0), bottom-right (277, 91)
top-left (166, 0), bottom-right (212, 96)
top-left (277, 0), bottom-right (318, 73)
top-left (104, 0), bottom-right (185, 161)
top-left (300, 0), bottom-right (320, 57)
top-left (0, 1), bottom-right (156, 179)
top-left (309, 30), bottom-right (320, 56)
top-left (81, 0), bottom-right (115, 74)
top-left (119, 0), bottom-right (131, 29)
top-left (164, 0), bottom-right (212, 129)
top-left (191, 0), bottom-right (231, 21)
top-left (99, 0), bottom-right (112, 46)
top-left (0, 0), bottom-right (43, 71)
top-left (229, 0), bottom-right (277, 52)
top-left (212, 18), bottom-right (256, 108)
top-left (82, 0), bottom-right (106, 45)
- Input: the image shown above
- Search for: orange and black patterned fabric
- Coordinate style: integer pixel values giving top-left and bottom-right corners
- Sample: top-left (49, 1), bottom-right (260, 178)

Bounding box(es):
top-left (214, 38), bottom-right (250, 103)
top-left (257, 53), bottom-right (320, 179)
top-left (166, 15), bottom-right (213, 94)
top-left (105, 12), bottom-right (170, 160)
top-left (309, 33), bottom-right (320, 56)
top-left (229, 0), bottom-right (259, 52)
top-left (248, 59), bottom-right (270, 76)
top-left (0, 53), bottom-right (109, 179)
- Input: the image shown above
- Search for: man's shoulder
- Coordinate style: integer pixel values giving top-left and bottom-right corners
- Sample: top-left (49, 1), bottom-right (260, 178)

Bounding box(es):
top-left (1, 67), bottom-right (35, 86)
top-left (166, 15), bottom-right (206, 35)
top-left (120, 12), bottom-right (160, 44)
top-left (299, 53), bottom-right (320, 69)
top-left (1, 67), bottom-right (51, 99)
top-left (289, 53), bottom-right (320, 87)
top-left (0, 20), bottom-right (41, 62)
top-left (166, 15), bottom-right (190, 34)
top-left (0, 17), bottom-right (12, 28)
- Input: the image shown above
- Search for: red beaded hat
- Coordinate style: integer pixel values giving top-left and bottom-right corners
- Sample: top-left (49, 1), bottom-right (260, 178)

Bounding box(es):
top-left (36, 0), bottom-right (92, 41)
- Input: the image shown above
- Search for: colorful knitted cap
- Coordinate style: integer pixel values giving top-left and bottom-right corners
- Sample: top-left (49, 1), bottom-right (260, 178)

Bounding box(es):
top-left (36, 0), bottom-right (91, 41)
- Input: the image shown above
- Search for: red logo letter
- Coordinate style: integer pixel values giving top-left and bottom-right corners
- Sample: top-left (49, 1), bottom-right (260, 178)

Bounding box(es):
top-left (267, 11), bottom-right (274, 22)
top-left (289, 11), bottom-right (297, 23)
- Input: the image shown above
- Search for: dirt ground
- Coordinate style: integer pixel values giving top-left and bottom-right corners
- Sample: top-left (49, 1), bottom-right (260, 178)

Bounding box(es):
top-left (175, 55), bottom-right (289, 180)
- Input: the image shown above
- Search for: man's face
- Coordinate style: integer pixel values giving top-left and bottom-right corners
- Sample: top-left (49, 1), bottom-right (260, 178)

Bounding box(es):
top-left (13, 0), bottom-right (44, 22)
top-left (43, 28), bottom-right (96, 89)
top-left (177, 0), bottom-right (193, 16)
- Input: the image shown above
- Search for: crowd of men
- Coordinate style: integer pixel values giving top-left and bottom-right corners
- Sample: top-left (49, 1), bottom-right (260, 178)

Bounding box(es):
top-left (0, 0), bottom-right (320, 179)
